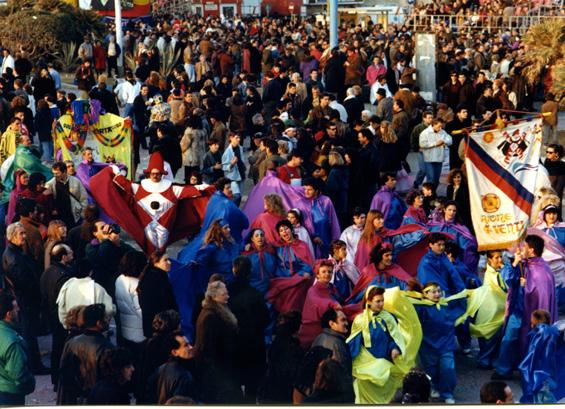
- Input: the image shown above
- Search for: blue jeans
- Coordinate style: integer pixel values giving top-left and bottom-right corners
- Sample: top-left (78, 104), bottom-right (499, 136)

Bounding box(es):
top-left (41, 141), bottom-right (54, 162)
top-left (419, 347), bottom-right (456, 399)
top-left (123, 103), bottom-right (134, 119)
top-left (424, 161), bottom-right (443, 188)
top-left (477, 327), bottom-right (503, 368)
top-left (415, 152), bottom-right (426, 186)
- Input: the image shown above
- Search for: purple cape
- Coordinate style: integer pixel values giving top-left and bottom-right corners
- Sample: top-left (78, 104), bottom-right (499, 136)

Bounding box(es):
top-left (243, 171), bottom-right (340, 242)
top-left (520, 257), bottom-right (557, 356)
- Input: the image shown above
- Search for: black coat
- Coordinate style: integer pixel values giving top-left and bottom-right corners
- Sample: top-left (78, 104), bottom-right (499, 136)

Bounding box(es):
top-left (147, 357), bottom-right (194, 404)
top-left (324, 54), bottom-right (346, 96)
top-left (446, 183), bottom-right (472, 230)
top-left (343, 96), bottom-right (364, 124)
top-left (34, 106), bottom-right (54, 142)
top-left (258, 334), bottom-right (303, 403)
top-left (138, 267), bottom-right (178, 338)
top-left (326, 165), bottom-right (349, 219)
top-left (31, 74), bottom-right (56, 100)
top-left (376, 140), bottom-right (403, 173)
top-left (151, 134), bottom-right (183, 177)
top-left (2, 243), bottom-right (41, 309)
top-left (57, 330), bottom-right (114, 404)
top-left (228, 278), bottom-right (270, 385)
top-left (87, 379), bottom-right (131, 404)
top-left (194, 301), bottom-right (242, 403)
top-left (40, 262), bottom-right (73, 323)
top-left (89, 86), bottom-right (119, 115)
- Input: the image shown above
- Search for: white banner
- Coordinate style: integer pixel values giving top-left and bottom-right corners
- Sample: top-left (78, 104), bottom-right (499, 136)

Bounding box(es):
top-left (464, 119), bottom-right (543, 250)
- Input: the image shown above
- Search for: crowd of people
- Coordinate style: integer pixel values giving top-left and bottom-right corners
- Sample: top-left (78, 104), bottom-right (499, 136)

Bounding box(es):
top-left (0, 5), bottom-right (562, 406)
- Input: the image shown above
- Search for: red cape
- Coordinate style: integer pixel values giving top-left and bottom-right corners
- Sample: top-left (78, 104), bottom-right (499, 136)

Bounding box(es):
top-left (267, 275), bottom-right (313, 314)
top-left (249, 212), bottom-right (284, 246)
top-left (90, 167), bottom-right (213, 253)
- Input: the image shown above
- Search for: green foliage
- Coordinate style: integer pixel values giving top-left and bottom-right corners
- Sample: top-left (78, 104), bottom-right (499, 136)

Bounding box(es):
top-left (160, 45), bottom-right (181, 78)
top-left (0, 0), bottom-right (104, 62)
top-left (54, 42), bottom-right (80, 72)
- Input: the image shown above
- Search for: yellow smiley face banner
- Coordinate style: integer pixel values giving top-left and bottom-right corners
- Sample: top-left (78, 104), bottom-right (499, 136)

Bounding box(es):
top-left (464, 118), bottom-right (543, 250)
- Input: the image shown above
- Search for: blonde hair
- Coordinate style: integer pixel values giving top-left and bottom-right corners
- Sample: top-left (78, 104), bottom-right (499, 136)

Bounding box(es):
top-left (264, 194), bottom-right (287, 218)
top-left (328, 150), bottom-right (345, 167)
top-left (379, 121), bottom-right (397, 143)
top-left (47, 220), bottom-right (67, 241)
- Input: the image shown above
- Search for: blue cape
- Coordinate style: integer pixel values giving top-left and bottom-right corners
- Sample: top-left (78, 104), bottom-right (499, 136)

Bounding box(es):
top-left (178, 191), bottom-right (249, 263)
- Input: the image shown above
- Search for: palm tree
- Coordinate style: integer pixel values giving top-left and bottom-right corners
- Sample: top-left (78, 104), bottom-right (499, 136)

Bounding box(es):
top-left (521, 19), bottom-right (565, 104)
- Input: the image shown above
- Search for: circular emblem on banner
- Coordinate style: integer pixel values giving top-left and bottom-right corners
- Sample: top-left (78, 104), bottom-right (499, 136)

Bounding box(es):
top-left (483, 132), bottom-right (495, 143)
top-left (482, 193), bottom-right (501, 213)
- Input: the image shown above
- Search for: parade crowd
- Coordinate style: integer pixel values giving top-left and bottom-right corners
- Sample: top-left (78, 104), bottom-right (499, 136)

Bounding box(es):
top-left (0, 5), bottom-right (563, 406)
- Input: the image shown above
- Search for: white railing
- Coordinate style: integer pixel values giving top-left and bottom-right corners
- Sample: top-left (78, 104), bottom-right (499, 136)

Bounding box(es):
top-left (408, 13), bottom-right (565, 33)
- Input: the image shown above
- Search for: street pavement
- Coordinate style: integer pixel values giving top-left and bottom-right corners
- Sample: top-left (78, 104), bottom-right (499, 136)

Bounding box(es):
top-left (25, 84), bottom-right (565, 404)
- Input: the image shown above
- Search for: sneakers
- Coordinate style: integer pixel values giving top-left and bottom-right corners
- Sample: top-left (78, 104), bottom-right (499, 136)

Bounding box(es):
top-left (430, 389), bottom-right (440, 399)
top-left (445, 398), bottom-right (456, 404)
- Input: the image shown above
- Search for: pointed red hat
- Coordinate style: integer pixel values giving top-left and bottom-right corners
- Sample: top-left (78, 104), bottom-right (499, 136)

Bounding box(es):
top-left (143, 151), bottom-right (168, 175)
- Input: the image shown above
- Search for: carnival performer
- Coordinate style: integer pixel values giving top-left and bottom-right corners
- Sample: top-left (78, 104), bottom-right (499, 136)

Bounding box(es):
top-left (266, 220), bottom-right (313, 315)
top-left (178, 177), bottom-right (249, 263)
top-left (492, 235), bottom-right (557, 379)
top-left (464, 250), bottom-right (508, 369)
top-left (519, 309), bottom-right (565, 404)
top-left (91, 151), bottom-right (212, 253)
top-left (328, 239), bottom-right (360, 302)
top-left (347, 286), bottom-right (421, 404)
top-left (349, 243), bottom-right (413, 306)
top-left (241, 228), bottom-right (280, 295)
top-left (287, 208), bottom-right (315, 261)
top-left (370, 173), bottom-right (408, 230)
top-left (298, 259), bottom-right (341, 349)
top-left (427, 200), bottom-right (479, 272)
top-left (409, 282), bottom-right (467, 404)
top-left (249, 194), bottom-right (287, 246)
top-left (302, 178), bottom-right (341, 258)
top-left (339, 208), bottom-right (366, 264)
top-left (417, 233), bottom-right (466, 297)
top-left (402, 189), bottom-right (428, 226)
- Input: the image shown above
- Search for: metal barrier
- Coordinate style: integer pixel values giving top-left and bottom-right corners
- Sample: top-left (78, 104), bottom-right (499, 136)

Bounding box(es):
top-left (408, 13), bottom-right (565, 33)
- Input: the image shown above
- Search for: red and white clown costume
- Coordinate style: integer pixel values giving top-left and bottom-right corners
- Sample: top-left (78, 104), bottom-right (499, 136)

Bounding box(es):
top-left (111, 152), bottom-right (208, 252)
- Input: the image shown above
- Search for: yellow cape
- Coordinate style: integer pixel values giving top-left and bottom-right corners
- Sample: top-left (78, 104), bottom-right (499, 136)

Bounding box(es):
top-left (0, 128), bottom-right (19, 163)
top-left (347, 286), bottom-right (422, 404)
top-left (463, 265), bottom-right (507, 339)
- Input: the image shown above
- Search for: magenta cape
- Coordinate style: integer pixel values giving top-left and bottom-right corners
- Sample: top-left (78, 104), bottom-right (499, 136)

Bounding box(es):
top-left (267, 275), bottom-right (313, 314)
top-left (243, 171), bottom-right (340, 241)
top-left (249, 211), bottom-right (284, 245)
top-left (298, 281), bottom-right (340, 349)
top-left (89, 167), bottom-right (214, 253)
top-left (354, 224), bottom-right (432, 277)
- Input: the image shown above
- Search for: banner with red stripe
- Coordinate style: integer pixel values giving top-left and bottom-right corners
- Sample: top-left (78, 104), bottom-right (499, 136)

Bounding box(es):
top-left (464, 119), bottom-right (543, 250)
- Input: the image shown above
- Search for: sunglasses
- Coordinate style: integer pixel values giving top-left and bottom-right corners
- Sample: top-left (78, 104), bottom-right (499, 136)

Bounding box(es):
top-left (546, 150), bottom-right (555, 154)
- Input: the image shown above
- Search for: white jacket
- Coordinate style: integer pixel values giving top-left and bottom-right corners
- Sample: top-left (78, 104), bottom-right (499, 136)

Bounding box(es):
top-left (115, 275), bottom-right (145, 343)
top-left (45, 175), bottom-right (88, 223)
top-left (419, 126), bottom-right (452, 163)
top-left (56, 277), bottom-right (116, 329)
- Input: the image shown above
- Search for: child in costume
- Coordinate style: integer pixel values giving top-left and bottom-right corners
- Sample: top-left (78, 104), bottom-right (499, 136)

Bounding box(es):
top-left (410, 281), bottom-right (467, 403)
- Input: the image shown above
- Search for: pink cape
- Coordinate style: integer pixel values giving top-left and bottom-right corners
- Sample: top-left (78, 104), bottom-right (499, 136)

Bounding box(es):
top-left (249, 211), bottom-right (284, 246)
top-left (298, 281), bottom-right (340, 349)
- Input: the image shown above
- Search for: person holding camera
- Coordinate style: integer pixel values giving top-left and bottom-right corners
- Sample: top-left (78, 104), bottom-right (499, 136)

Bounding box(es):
top-left (85, 220), bottom-right (135, 299)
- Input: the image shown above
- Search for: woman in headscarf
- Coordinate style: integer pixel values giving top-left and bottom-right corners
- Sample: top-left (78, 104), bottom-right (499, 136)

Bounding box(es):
top-left (5, 169), bottom-right (28, 224)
